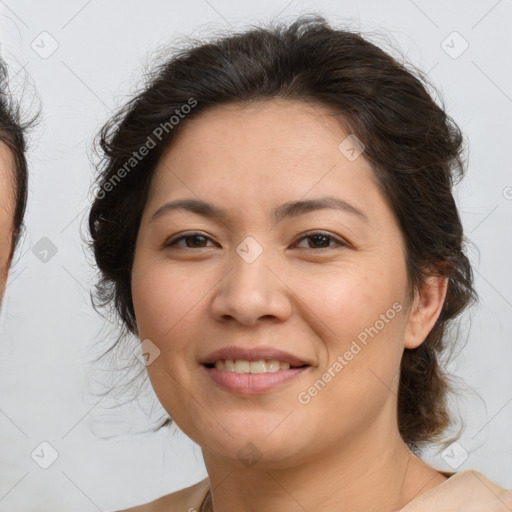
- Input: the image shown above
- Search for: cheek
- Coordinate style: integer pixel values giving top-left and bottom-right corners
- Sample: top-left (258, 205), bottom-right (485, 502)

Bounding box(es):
top-left (296, 275), bottom-right (407, 431)
top-left (296, 259), bottom-right (407, 339)
top-left (131, 256), bottom-right (220, 360)
top-left (132, 267), bottom-right (189, 342)
top-left (299, 259), bottom-right (408, 392)
top-left (130, 261), bottom-right (205, 422)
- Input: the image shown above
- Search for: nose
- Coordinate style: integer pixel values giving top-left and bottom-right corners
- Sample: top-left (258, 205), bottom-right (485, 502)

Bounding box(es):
top-left (209, 243), bottom-right (293, 327)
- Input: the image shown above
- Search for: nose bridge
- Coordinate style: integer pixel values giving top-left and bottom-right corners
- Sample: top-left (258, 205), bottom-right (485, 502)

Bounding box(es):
top-left (210, 234), bottom-right (292, 325)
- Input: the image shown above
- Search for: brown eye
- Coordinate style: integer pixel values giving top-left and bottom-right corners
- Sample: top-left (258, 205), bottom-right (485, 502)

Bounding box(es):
top-left (165, 232), bottom-right (214, 249)
top-left (294, 231), bottom-right (346, 250)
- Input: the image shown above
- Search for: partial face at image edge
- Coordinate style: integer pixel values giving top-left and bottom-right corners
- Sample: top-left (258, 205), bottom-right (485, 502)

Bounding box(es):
top-left (0, 141), bottom-right (17, 303)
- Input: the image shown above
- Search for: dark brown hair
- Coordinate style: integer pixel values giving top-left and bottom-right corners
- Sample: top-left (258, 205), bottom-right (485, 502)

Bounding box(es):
top-left (0, 58), bottom-right (30, 253)
top-left (88, 15), bottom-right (475, 451)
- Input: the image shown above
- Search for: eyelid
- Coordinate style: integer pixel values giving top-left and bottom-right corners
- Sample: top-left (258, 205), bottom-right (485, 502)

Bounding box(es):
top-left (164, 230), bottom-right (349, 250)
top-left (292, 230), bottom-right (348, 249)
top-left (163, 231), bottom-right (216, 248)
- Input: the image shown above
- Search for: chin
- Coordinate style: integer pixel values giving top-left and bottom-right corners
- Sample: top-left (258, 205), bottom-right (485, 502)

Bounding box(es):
top-left (201, 434), bottom-right (311, 470)
top-left (195, 415), bottom-right (312, 463)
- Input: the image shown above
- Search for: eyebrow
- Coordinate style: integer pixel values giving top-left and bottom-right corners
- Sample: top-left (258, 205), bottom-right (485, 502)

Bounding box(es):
top-left (150, 196), bottom-right (368, 224)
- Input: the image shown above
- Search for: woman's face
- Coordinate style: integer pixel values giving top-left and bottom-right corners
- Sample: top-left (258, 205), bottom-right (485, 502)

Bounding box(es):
top-left (0, 143), bottom-right (15, 300)
top-left (131, 99), bottom-right (441, 467)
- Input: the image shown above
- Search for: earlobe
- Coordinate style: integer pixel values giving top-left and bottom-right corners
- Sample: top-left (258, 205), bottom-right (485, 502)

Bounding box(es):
top-left (404, 275), bottom-right (448, 350)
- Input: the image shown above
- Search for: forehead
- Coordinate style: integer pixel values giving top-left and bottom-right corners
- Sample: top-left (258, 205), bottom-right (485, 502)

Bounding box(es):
top-left (148, 99), bottom-right (379, 209)
top-left (165, 98), bottom-right (352, 160)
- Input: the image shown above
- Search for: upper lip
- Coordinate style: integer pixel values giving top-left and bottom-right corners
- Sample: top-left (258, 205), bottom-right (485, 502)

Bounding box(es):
top-left (200, 346), bottom-right (310, 367)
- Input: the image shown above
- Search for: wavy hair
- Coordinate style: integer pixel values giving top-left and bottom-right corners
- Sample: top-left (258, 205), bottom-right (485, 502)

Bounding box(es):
top-left (88, 15), bottom-right (476, 450)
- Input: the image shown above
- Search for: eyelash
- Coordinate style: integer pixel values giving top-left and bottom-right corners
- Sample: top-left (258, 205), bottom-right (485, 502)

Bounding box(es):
top-left (164, 230), bottom-right (347, 250)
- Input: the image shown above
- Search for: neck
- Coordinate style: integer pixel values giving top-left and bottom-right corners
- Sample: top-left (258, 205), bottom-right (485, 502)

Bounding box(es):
top-left (201, 416), bottom-right (446, 512)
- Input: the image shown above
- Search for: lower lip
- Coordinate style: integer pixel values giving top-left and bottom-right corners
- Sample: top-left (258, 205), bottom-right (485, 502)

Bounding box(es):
top-left (202, 365), bottom-right (310, 394)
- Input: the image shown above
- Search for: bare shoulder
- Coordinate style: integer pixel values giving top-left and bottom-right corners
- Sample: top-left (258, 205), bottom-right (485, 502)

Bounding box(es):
top-left (116, 477), bottom-right (210, 512)
top-left (400, 469), bottom-right (512, 511)
top-left (464, 469), bottom-right (512, 508)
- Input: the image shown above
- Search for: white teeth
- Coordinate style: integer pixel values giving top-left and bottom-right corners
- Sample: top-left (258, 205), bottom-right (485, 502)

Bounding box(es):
top-left (234, 360), bottom-right (251, 373)
top-left (213, 359), bottom-right (294, 373)
top-left (249, 360), bottom-right (267, 373)
top-left (266, 360), bottom-right (280, 372)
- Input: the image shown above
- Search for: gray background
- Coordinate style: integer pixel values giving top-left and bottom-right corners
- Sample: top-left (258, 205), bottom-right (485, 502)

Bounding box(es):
top-left (0, 0), bottom-right (511, 510)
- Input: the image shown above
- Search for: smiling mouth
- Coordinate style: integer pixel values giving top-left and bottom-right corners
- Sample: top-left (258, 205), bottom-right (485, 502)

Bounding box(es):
top-left (202, 360), bottom-right (311, 394)
top-left (203, 359), bottom-right (310, 373)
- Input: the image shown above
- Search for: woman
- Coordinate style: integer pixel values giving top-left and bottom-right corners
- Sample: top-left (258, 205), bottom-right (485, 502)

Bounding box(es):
top-left (88, 16), bottom-right (512, 512)
top-left (0, 58), bottom-right (29, 303)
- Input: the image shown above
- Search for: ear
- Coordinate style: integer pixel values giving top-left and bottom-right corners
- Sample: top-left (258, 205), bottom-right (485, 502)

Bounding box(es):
top-left (404, 275), bottom-right (448, 349)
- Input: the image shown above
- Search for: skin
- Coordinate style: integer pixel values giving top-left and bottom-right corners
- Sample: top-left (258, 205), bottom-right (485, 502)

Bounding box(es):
top-left (131, 98), bottom-right (449, 512)
top-left (0, 142), bottom-right (15, 303)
